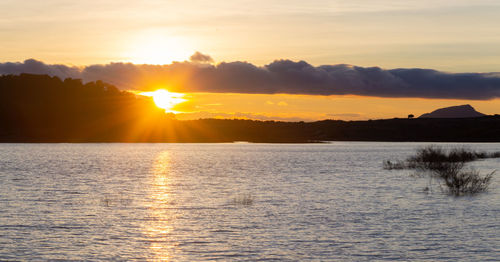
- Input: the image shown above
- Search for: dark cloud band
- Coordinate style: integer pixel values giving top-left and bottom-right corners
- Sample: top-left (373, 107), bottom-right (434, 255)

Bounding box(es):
top-left (1, 57), bottom-right (500, 100)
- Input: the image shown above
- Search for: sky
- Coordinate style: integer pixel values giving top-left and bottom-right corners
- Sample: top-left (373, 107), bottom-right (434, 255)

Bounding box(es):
top-left (1, 0), bottom-right (500, 121)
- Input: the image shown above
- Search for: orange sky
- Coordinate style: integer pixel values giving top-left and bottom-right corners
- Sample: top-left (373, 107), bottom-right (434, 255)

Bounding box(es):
top-left (168, 92), bottom-right (500, 121)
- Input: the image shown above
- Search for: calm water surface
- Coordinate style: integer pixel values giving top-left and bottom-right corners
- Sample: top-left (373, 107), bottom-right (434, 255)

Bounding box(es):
top-left (0, 143), bottom-right (499, 261)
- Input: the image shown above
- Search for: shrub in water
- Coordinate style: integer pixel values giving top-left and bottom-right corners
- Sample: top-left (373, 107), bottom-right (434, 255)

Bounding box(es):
top-left (384, 145), bottom-right (496, 196)
top-left (438, 167), bottom-right (494, 196)
top-left (383, 160), bottom-right (407, 170)
top-left (230, 193), bottom-right (254, 206)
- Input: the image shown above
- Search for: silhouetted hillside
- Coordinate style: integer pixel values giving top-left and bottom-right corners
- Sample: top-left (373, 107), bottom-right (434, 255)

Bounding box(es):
top-left (1, 74), bottom-right (500, 142)
top-left (419, 104), bottom-right (485, 118)
top-left (0, 74), bottom-right (167, 142)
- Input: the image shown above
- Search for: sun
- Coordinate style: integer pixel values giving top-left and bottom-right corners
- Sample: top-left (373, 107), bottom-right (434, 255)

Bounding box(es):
top-left (123, 31), bottom-right (194, 64)
top-left (141, 89), bottom-right (187, 113)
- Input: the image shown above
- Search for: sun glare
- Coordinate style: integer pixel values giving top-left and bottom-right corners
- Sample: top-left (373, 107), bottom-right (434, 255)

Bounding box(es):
top-left (141, 89), bottom-right (187, 113)
top-left (123, 32), bottom-right (194, 64)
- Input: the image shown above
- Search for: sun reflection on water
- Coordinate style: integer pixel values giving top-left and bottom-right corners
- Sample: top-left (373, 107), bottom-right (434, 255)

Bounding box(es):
top-left (144, 151), bottom-right (177, 261)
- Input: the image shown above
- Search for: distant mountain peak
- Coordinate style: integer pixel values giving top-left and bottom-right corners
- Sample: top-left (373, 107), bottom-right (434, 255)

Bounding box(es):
top-left (419, 104), bottom-right (486, 118)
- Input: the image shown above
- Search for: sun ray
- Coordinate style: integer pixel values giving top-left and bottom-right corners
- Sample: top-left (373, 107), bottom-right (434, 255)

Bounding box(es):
top-left (140, 89), bottom-right (187, 113)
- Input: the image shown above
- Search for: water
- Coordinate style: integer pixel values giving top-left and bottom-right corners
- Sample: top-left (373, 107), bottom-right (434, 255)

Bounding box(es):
top-left (0, 143), bottom-right (499, 261)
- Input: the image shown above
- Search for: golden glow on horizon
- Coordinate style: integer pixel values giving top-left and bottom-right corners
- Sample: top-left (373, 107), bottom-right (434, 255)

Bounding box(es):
top-left (129, 89), bottom-right (500, 122)
top-left (167, 92), bottom-right (500, 122)
top-left (141, 89), bottom-right (187, 113)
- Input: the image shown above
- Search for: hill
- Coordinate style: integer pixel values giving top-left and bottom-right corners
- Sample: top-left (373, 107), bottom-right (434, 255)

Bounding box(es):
top-left (419, 104), bottom-right (485, 118)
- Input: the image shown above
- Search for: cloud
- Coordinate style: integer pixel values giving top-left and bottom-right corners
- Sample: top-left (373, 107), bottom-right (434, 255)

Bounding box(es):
top-left (266, 101), bottom-right (288, 106)
top-left (327, 113), bottom-right (363, 118)
top-left (2, 56), bottom-right (500, 100)
top-left (189, 51), bottom-right (213, 63)
top-left (0, 59), bottom-right (81, 80)
top-left (175, 111), bottom-right (314, 122)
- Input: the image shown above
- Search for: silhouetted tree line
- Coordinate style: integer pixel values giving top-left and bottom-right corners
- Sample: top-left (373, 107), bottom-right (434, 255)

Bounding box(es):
top-left (0, 74), bottom-right (167, 142)
top-left (1, 74), bottom-right (500, 142)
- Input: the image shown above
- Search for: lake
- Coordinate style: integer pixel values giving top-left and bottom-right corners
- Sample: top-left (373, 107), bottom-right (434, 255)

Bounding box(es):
top-left (0, 143), bottom-right (499, 261)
